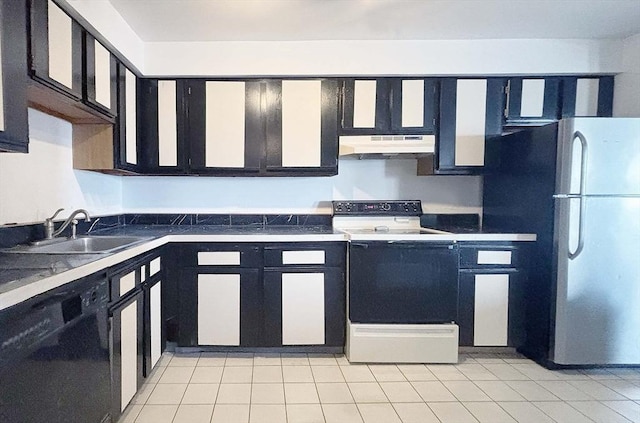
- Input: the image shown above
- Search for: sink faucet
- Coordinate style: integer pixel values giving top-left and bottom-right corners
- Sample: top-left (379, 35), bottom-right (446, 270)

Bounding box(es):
top-left (44, 208), bottom-right (91, 239)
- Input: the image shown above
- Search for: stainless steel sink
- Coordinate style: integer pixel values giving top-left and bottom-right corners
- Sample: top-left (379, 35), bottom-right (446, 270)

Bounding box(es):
top-left (3, 236), bottom-right (150, 254)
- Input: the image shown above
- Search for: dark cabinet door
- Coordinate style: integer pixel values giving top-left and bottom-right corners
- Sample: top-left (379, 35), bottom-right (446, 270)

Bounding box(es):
top-left (389, 78), bottom-right (438, 135)
top-left (505, 77), bottom-right (561, 126)
top-left (263, 267), bottom-right (345, 347)
top-left (340, 78), bottom-right (437, 136)
top-left (187, 79), bottom-right (263, 175)
top-left (264, 79), bottom-right (339, 176)
top-left (137, 78), bottom-right (189, 174)
top-left (179, 267), bottom-right (262, 347)
top-left (561, 76), bottom-right (614, 118)
top-left (433, 78), bottom-right (505, 174)
top-left (29, 0), bottom-right (83, 100)
top-left (84, 32), bottom-right (117, 116)
top-left (110, 290), bottom-right (144, 419)
top-left (458, 270), bottom-right (524, 348)
top-left (340, 78), bottom-right (391, 135)
top-left (0, 0), bottom-right (29, 153)
top-left (113, 63), bottom-right (143, 172)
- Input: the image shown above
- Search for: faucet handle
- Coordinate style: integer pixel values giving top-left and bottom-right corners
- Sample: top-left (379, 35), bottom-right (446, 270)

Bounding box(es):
top-left (47, 208), bottom-right (64, 221)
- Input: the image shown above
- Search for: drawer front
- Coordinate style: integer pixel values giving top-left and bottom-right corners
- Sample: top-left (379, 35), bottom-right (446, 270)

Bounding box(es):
top-left (109, 250), bottom-right (162, 301)
top-left (264, 242), bottom-right (345, 267)
top-left (182, 244), bottom-right (262, 268)
top-left (459, 244), bottom-right (521, 268)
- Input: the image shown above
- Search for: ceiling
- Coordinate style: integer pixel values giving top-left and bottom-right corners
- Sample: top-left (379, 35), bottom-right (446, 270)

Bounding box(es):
top-left (106, 0), bottom-right (640, 42)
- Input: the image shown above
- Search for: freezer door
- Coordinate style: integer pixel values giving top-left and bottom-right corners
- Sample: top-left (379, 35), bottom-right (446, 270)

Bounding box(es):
top-left (552, 196), bottom-right (640, 365)
top-left (556, 118), bottom-right (640, 196)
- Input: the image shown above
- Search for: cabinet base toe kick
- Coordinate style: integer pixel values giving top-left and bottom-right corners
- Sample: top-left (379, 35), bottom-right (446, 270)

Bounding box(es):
top-left (172, 346), bottom-right (344, 355)
top-left (346, 322), bottom-right (459, 364)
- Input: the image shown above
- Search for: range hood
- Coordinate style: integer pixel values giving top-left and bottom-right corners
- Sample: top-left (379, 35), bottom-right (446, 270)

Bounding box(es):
top-left (339, 135), bottom-right (435, 159)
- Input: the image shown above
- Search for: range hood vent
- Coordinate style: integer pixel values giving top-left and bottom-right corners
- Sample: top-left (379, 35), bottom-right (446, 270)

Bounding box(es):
top-left (339, 135), bottom-right (435, 159)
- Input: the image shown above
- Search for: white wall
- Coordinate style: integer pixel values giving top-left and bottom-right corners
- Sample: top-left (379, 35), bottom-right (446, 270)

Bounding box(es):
top-left (614, 34), bottom-right (640, 117)
top-left (66, 0), bottom-right (145, 72)
top-left (122, 160), bottom-right (482, 215)
top-left (0, 109), bottom-right (122, 226)
top-left (144, 39), bottom-right (623, 77)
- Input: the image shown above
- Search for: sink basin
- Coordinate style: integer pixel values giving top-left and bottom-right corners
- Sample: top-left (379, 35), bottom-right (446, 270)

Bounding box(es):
top-left (3, 236), bottom-right (150, 254)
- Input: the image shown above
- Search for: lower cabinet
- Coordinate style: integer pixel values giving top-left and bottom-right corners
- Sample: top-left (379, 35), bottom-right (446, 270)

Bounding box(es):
top-left (108, 250), bottom-right (164, 420)
top-left (109, 290), bottom-right (144, 416)
top-left (264, 267), bottom-right (345, 347)
top-left (457, 243), bottom-right (526, 347)
top-left (177, 242), bottom-right (346, 349)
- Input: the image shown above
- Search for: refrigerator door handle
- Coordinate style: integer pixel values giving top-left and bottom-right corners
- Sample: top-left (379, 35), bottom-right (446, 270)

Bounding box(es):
top-left (572, 131), bottom-right (588, 196)
top-left (568, 131), bottom-right (588, 259)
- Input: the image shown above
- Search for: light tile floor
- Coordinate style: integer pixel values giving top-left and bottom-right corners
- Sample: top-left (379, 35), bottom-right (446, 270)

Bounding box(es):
top-left (118, 351), bottom-right (640, 423)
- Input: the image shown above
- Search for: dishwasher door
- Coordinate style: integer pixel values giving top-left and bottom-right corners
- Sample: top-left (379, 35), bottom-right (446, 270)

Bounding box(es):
top-left (349, 241), bottom-right (459, 324)
top-left (0, 275), bottom-right (111, 423)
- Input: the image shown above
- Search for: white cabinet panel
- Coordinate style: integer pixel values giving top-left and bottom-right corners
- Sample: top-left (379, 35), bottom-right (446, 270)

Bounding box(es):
top-left (282, 273), bottom-right (325, 345)
top-left (198, 274), bottom-right (241, 345)
top-left (0, 26), bottom-right (4, 132)
top-left (94, 41), bottom-right (111, 108)
top-left (205, 81), bottom-right (245, 168)
top-left (353, 80), bottom-right (377, 128)
top-left (119, 270), bottom-right (136, 297)
top-left (157, 80), bottom-right (178, 167)
top-left (140, 265), bottom-right (147, 283)
top-left (575, 78), bottom-right (600, 117)
top-left (281, 80), bottom-right (322, 167)
top-left (402, 80), bottom-right (424, 128)
top-left (455, 79), bottom-right (487, 166)
top-left (125, 69), bottom-right (137, 165)
top-left (47, 0), bottom-right (73, 89)
top-left (477, 250), bottom-right (512, 265)
top-left (150, 281), bottom-right (162, 368)
top-left (474, 274), bottom-right (509, 346)
top-left (150, 257), bottom-right (161, 276)
top-left (520, 79), bottom-right (545, 117)
top-left (282, 250), bottom-right (325, 265)
top-left (198, 251), bottom-right (241, 266)
top-left (120, 301), bottom-right (137, 411)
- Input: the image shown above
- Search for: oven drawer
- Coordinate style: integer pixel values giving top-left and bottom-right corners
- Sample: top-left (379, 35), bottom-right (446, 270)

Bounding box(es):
top-left (459, 243), bottom-right (522, 269)
top-left (264, 243), bottom-right (345, 267)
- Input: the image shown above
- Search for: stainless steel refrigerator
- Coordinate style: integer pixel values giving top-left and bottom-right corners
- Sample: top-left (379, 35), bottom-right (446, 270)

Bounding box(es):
top-left (483, 118), bottom-right (640, 366)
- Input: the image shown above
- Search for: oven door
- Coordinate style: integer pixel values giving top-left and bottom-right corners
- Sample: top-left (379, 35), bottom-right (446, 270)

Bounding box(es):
top-left (349, 241), bottom-right (459, 324)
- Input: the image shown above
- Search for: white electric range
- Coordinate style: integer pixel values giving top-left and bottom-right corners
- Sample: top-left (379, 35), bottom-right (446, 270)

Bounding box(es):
top-left (333, 200), bottom-right (459, 364)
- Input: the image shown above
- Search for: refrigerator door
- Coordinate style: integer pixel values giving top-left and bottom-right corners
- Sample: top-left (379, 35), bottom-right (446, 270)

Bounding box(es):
top-left (556, 118), bottom-right (640, 196)
top-left (552, 196), bottom-right (640, 365)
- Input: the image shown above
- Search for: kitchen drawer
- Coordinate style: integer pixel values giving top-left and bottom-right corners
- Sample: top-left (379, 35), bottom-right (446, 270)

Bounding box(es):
top-left (264, 242), bottom-right (346, 268)
top-left (108, 250), bottom-right (161, 301)
top-left (459, 243), bottom-right (522, 269)
top-left (181, 244), bottom-right (263, 268)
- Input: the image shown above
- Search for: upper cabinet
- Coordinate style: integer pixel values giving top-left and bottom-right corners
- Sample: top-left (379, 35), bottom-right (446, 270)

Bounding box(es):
top-left (0, 0), bottom-right (29, 153)
top-left (561, 76), bottom-right (614, 118)
top-left (30, 0), bottom-right (83, 100)
top-left (186, 79), bottom-right (262, 175)
top-left (340, 78), bottom-right (437, 135)
top-left (264, 79), bottom-right (339, 175)
top-left (84, 33), bottom-right (117, 116)
top-left (419, 78), bottom-right (505, 175)
top-left (137, 78), bottom-right (188, 174)
top-left (504, 77), bottom-right (561, 126)
top-left (504, 76), bottom-right (614, 126)
top-left (138, 78), bottom-right (339, 176)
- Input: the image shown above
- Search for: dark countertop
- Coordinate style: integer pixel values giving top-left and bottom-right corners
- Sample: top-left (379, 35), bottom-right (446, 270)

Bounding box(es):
top-left (0, 225), bottom-right (342, 294)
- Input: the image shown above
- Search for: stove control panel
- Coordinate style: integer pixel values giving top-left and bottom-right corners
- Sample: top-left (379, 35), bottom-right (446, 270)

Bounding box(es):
top-left (332, 200), bottom-right (422, 216)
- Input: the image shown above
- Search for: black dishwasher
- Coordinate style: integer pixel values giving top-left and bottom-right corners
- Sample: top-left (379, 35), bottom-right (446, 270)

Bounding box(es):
top-left (0, 274), bottom-right (111, 423)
